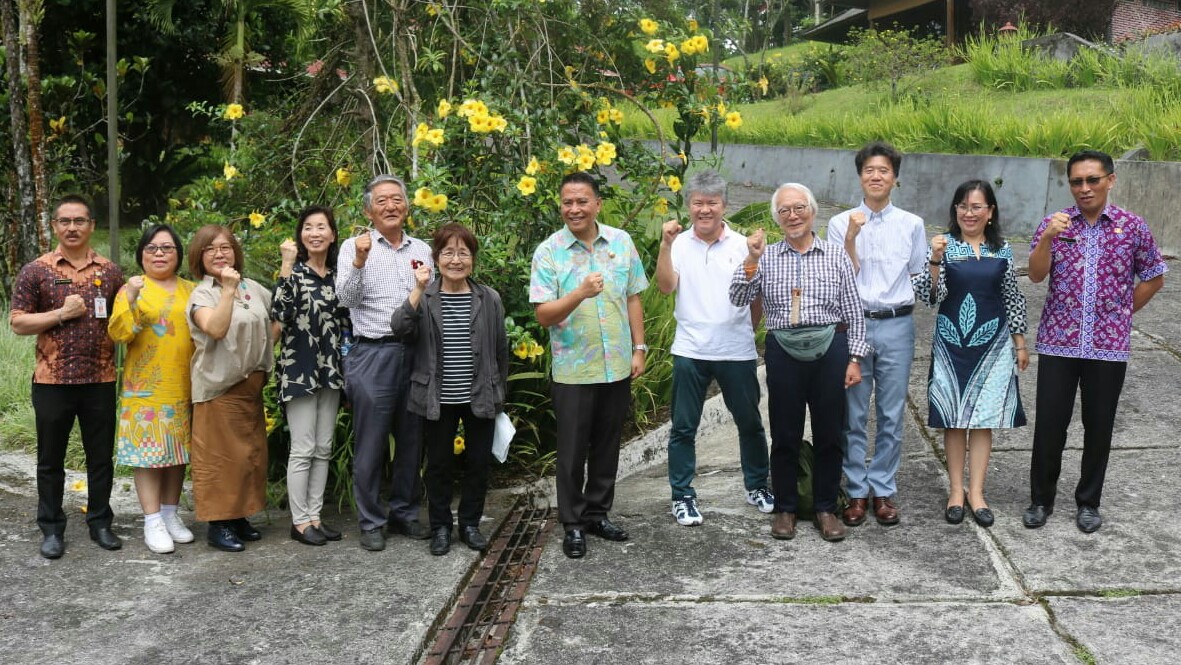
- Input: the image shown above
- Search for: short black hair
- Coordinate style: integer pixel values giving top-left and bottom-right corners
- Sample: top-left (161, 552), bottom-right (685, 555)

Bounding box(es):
top-left (1066, 150), bottom-right (1114, 177)
top-left (947, 180), bottom-right (1003, 252)
top-left (855, 141), bottom-right (902, 177)
top-left (135, 224), bottom-right (184, 272)
top-left (294, 205), bottom-right (339, 267)
top-left (559, 171), bottom-right (601, 197)
top-left (54, 194), bottom-right (94, 220)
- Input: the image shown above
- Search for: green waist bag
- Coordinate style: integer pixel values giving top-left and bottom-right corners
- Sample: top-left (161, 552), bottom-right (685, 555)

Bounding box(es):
top-left (770, 324), bottom-right (836, 362)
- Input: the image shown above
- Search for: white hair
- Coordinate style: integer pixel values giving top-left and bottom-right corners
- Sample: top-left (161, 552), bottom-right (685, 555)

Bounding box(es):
top-left (769, 182), bottom-right (819, 219)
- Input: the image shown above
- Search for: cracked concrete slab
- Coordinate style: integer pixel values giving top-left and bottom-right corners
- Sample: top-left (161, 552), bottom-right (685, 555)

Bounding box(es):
top-left (1048, 595), bottom-right (1181, 665)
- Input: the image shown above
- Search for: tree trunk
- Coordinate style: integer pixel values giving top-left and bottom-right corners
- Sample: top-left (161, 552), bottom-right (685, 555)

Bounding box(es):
top-left (345, 0), bottom-right (377, 169)
top-left (1, 0), bottom-right (38, 291)
top-left (19, 0), bottom-right (50, 253)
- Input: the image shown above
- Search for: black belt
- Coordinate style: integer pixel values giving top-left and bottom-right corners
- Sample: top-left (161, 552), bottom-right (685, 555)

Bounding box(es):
top-left (863, 305), bottom-right (913, 320)
top-left (355, 335), bottom-right (398, 344)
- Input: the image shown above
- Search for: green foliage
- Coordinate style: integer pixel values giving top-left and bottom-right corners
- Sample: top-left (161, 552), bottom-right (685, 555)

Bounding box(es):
top-left (843, 27), bottom-right (951, 103)
top-left (0, 328), bottom-right (38, 454)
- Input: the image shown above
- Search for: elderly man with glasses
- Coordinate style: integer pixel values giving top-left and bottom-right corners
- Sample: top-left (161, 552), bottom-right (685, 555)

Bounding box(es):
top-left (1023, 149), bottom-right (1167, 533)
top-left (337, 174), bottom-right (435, 551)
top-left (9, 195), bottom-right (125, 559)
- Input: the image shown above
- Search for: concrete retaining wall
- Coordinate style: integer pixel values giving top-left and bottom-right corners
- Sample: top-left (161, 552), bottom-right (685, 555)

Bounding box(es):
top-left (649, 141), bottom-right (1180, 254)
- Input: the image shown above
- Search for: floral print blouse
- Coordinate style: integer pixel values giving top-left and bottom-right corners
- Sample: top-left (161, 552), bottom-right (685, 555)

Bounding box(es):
top-left (271, 262), bottom-right (350, 402)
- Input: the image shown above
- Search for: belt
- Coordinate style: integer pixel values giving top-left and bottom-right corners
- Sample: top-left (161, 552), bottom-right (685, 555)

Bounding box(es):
top-left (354, 335), bottom-right (398, 344)
top-left (863, 305), bottom-right (913, 320)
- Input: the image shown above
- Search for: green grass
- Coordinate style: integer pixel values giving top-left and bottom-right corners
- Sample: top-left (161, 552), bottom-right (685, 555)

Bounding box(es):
top-left (722, 42), bottom-right (822, 71)
top-left (0, 326), bottom-right (38, 453)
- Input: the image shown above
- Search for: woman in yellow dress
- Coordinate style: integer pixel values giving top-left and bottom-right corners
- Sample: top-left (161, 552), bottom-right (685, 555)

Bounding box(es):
top-left (109, 224), bottom-right (196, 554)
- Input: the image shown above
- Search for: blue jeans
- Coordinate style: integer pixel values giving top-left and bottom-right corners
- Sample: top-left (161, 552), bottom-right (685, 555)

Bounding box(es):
top-left (667, 356), bottom-right (769, 500)
top-left (842, 315), bottom-right (915, 499)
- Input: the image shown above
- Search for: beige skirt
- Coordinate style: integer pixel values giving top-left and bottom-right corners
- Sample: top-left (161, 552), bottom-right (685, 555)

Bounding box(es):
top-left (191, 371), bottom-right (268, 522)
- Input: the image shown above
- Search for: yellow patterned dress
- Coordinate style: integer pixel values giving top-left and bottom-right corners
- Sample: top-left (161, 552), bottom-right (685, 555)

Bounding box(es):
top-left (109, 277), bottom-right (196, 468)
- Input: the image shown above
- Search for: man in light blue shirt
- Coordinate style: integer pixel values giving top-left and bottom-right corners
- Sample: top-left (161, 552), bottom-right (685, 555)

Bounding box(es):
top-left (827, 142), bottom-right (926, 527)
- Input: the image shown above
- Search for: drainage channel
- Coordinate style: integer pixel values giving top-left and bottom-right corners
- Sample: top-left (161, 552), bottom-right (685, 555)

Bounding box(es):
top-left (423, 498), bottom-right (556, 664)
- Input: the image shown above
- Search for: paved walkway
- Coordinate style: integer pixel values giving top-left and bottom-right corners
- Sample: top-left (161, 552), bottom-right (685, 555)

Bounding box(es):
top-left (1, 197), bottom-right (1176, 664)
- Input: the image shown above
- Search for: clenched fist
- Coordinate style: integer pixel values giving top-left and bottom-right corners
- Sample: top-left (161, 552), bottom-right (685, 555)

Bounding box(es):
top-left (60, 294), bottom-right (87, 321)
top-left (579, 271), bottom-right (605, 299)
top-left (930, 234), bottom-right (947, 262)
top-left (1043, 212), bottom-right (1071, 241)
top-left (745, 228), bottom-right (766, 263)
top-left (661, 219), bottom-right (683, 246)
top-left (846, 211), bottom-right (867, 241)
top-left (353, 233), bottom-right (372, 268)
top-left (125, 275), bottom-right (145, 302)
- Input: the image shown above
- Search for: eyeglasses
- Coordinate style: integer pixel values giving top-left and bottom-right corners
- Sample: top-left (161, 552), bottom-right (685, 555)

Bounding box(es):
top-left (954, 204), bottom-right (990, 215)
top-left (439, 250), bottom-right (472, 260)
top-left (203, 244), bottom-right (235, 256)
top-left (1068, 174), bottom-right (1111, 188)
top-left (776, 204), bottom-right (810, 218)
top-left (144, 244), bottom-right (178, 255)
top-left (53, 217), bottom-right (93, 227)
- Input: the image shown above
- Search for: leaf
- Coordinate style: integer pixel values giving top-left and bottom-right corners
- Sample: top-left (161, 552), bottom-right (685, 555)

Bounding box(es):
top-left (967, 318), bottom-right (999, 347)
top-left (937, 314), bottom-right (962, 347)
top-left (958, 293), bottom-right (977, 334)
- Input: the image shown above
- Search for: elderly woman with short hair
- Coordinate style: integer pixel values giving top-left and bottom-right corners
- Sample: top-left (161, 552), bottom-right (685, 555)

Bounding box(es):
top-left (186, 224), bottom-right (273, 552)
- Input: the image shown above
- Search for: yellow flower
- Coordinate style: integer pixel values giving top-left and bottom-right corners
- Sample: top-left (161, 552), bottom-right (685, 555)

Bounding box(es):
top-left (609, 108), bottom-right (624, 124)
top-left (528, 341), bottom-right (545, 359)
top-left (517, 176), bottom-right (537, 196)
top-left (681, 38), bottom-right (700, 56)
top-left (336, 168), bottom-right (351, 187)
top-left (654, 197), bottom-right (669, 215)
top-left (691, 35), bottom-right (709, 53)
top-left (49, 116), bottom-right (67, 134)
top-left (577, 153), bottom-right (596, 170)
top-left (457, 98), bottom-right (488, 118)
top-left (223, 163), bottom-right (240, 180)
top-left (453, 435), bottom-right (465, 455)
top-left (644, 58), bottom-right (657, 75)
top-left (426, 2), bottom-right (440, 17)
top-left (596, 109), bottom-right (610, 124)
top-left (413, 122), bottom-right (445, 147)
top-left (513, 341), bottom-right (530, 359)
top-left (427, 128), bottom-right (444, 144)
top-left (223, 103), bottom-right (245, 120)
top-left (414, 187), bottom-right (432, 207)
top-left (688, 19), bottom-right (699, 32)
top-left (725, 111), bottom-right (744, 129)
top-left (213, 179), bottom-right (226, 191)
top-left (696, 106), bottom-right (712, 120)
top-left (639, 18), bottom-right (659, 35)
top-left (758, 76), bottom-right (769, 95)
top-left (665, 43), bottom-right (680, 63)
top-left (645, 39), bottom-right (665, 53)
top-left (70, 479), bottom-right (87, 492)
top-left (437, 98), bottom-right (452, 119)
top-left (557, 146), bottom-right (576, 165)
top-left (717, 101), bottom-right (727, 116)
top-left (666, 175), bottom-right (682, 193)
top-left (490, 115), bottom-right (508, 132)
top-left (249, 211), bottom-right (266, 228)
top-left (678, 150), bottom-right (687, 164)
top-left (468, 113), bottom-right (490, 133)
top-left (595, 141), bottom-right (617, 166)
top-left (373, 76), bottom-right (399, 95)
top-left (429, 193), bottom-right (448, 212)
top-left (525, 156), bottom-right (540, 175)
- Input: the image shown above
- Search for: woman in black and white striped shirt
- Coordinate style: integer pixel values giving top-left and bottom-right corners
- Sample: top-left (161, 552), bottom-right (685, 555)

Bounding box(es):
top-left (391, 223), bottom-right (508, 556)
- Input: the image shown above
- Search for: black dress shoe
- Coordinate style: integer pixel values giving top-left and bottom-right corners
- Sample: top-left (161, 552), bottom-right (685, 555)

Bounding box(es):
top-left (315, 522), bottom-right (342, 541)
top-left (207, 522), bottom-right (246, 552)
top-left (387, 519), bottom-right (431, 540)
top-left (1022, 504), bottom-right (1053, 529)
top-left (230, 518), bottom-right (262, 541)
top-left (585, 518), bottom-right (629, 542)
top-left (89, 526), bottom-right (123, 551)
top-left (429, 527), bottom-right (451, 556)
top-left (290, 524), bottom-right (327, 546)
top-left (972, 507), bottom-right (995, 528)
top-left (40, 533), bottom-right (65, 559)
top-left (460, 526), bottom-right (488, 552)
top-left (359, 527), bottom-right (386, 552)
top-left (1076, 506), bottom-right (1103, 533)
top-left (562, 529), bottom-right (586, 559)
top-left (945, 504), bottom-right (965, 524)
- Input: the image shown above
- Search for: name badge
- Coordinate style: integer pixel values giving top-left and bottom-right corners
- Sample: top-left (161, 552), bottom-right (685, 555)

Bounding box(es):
top-left (94, 296), bottom-right (108, 319)
top-left (54, 278), bottom-right (72, 285)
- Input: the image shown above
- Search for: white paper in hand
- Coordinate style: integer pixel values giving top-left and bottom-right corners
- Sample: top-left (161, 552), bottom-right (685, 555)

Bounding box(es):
top-left (492, 412), bottom-right (515, 463)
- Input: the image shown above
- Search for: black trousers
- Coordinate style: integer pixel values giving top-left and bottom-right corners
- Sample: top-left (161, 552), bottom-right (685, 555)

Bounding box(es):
top-left (423, 403), bottom-right (494, 530)
top-left (1030, 355), bottom-right (1127, 509)
top-left (765, 331), bottom-right (847, 514)
top-left (552, 379), bottom-right (631, 529)
top-left (31, 382), bottom-right (117, 535)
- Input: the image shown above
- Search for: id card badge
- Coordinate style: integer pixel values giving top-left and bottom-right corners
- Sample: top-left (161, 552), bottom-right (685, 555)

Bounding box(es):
top-left (94, 296), bottom-right (108, 319)
top-left (790, 288), bottom-right (802, 326)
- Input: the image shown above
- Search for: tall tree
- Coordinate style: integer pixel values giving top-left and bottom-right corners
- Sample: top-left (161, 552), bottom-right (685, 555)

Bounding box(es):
top-left (18, 0), bottom-right (50, 253)
top-left (2, 0), bottom-right (39, 292)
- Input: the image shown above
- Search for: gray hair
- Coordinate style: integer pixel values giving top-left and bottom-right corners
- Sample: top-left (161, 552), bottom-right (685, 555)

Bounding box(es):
top-left (770, 182), bottom-right (818, 218)
top-left (363, 174), bottom-right (408, 211)
top-left (684, 169), bottom-right (728, 203)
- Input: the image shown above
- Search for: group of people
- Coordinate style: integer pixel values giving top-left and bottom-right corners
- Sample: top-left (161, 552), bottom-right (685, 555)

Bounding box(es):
top-left (9, 143), bottom-right (1166, 563)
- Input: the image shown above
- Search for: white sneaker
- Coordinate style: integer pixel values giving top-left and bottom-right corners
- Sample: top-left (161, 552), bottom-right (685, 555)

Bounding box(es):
top-left (162, 512), bottom-right (195, 543)
top-left (144, 520), bottom-right (175, 554)
top-left (746, 488), bottom-right (775, 513)
top-left (671, 496), bottom-right (704, 526)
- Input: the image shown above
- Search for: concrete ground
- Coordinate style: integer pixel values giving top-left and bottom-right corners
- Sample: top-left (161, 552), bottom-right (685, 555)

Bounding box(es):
top-left (1, 193), bottom-right (1176, 664)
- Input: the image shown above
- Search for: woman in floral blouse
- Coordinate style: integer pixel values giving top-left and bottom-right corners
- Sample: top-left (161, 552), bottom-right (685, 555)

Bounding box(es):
top-left (272, 206), bottom-right (349, 546)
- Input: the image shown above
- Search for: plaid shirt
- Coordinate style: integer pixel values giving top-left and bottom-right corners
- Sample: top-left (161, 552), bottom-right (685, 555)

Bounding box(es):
top-left (336, 230), bottom-right (434, 339)
top-left (730, 234), bottom-right (870, 358)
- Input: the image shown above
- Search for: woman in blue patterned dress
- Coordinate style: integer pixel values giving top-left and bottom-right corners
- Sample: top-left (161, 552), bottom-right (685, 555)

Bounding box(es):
top-left (914, 180), bottom-right (1029, 528)
top-left (272, 206), bottom-right (349, 546)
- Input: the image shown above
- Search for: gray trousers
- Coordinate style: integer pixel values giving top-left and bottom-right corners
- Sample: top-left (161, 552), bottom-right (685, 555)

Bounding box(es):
top-left (344, 341), bottom-right (422, 531)
top-left (285, 388), bottom-right (341, 525)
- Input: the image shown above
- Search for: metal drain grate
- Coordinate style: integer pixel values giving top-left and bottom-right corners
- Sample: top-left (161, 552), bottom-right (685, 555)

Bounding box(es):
top-left (424, 499), bottom-right (556, 664)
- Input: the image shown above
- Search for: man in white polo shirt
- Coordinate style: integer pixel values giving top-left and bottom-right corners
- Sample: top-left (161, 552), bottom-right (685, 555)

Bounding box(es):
top-left (655, 170), bottom-right (772, 526)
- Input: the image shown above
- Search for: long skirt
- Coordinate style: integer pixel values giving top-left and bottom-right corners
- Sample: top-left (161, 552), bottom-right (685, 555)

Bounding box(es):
top-left (191, 371), bottom-right (268, 522)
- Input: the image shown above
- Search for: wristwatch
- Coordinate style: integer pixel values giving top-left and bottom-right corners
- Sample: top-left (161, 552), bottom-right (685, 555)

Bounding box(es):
top-left (633, 344), bottom-right (649, 352)
top-left (849, 356), bottom-right (861, 365)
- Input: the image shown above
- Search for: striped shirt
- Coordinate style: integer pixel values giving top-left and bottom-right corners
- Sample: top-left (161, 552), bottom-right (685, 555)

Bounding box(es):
top-left (729, 234), bottom-right (871, 358)
top-left (439, 292), bottom-right (474, 404)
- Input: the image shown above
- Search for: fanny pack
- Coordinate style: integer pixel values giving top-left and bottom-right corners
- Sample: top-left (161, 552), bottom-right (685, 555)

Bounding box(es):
top-left (771, 324), bottom-right (836, 362)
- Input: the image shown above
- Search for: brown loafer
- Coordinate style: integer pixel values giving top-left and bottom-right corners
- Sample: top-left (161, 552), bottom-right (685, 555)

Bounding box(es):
top-left (770, 512), bottom-right (797, 540)
top-left (873, 497), bottom-right (900, 526)
top-left (814, 512), bottom-right (847, 542)
top-left (842, 498), bottom-right (868, 526)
